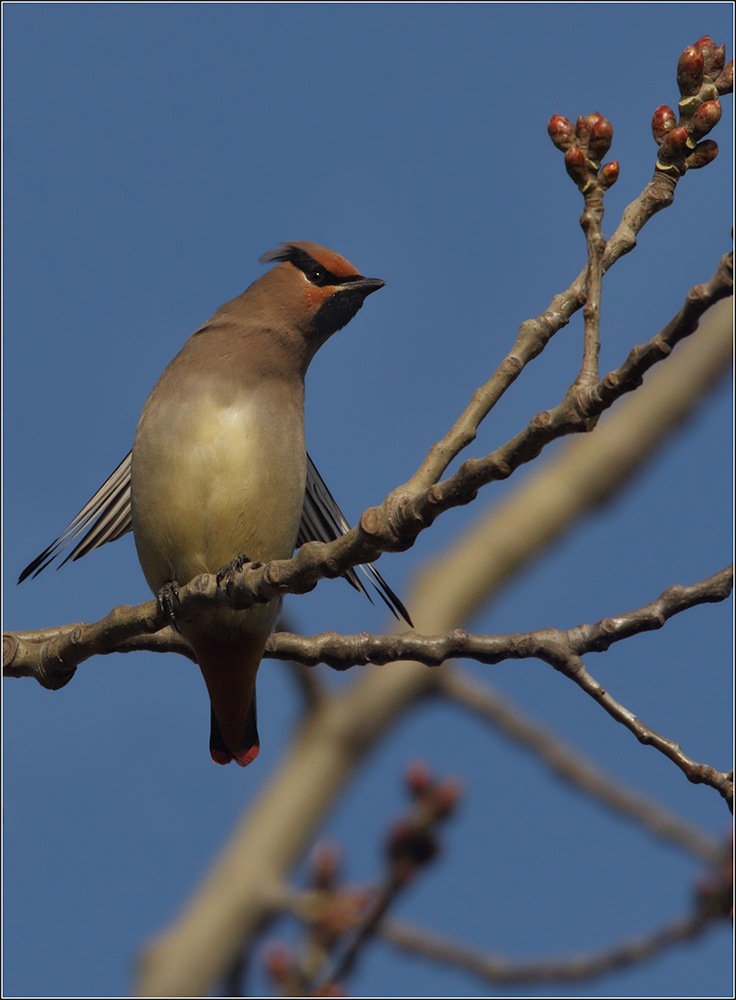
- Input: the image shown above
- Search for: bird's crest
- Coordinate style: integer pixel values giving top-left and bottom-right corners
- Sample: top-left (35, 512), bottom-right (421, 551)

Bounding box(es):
top-left (260, 241), bottom-right (362, 281)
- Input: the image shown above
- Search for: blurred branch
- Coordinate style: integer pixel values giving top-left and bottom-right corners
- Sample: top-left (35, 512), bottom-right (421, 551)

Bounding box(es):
top-left (380, 910), bottom-right (719, 986)
top-left (441, 670), bottom-right (722, 864)
top-left (133, 299), bottom-right (732, 996)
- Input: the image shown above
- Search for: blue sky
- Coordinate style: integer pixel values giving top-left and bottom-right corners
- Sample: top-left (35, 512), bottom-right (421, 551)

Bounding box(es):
top-left (3, 3), bottom-right (733, 998)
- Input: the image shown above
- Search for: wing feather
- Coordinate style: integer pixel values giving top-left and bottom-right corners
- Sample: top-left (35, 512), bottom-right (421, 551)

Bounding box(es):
top-left (18, 452), bottom-right (133, 582)
top-left (20, 450), bottom-right (413, 628)
top-left (299, 454), bottom-right (412, 626)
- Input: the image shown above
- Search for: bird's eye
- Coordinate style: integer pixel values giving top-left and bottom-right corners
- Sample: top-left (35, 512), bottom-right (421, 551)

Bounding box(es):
top-left (307, 268), bottom-right (326, 285)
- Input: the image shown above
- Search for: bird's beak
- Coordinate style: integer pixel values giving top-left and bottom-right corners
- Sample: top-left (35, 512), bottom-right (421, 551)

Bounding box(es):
top-left (349, 277), bottom-right (385, 296)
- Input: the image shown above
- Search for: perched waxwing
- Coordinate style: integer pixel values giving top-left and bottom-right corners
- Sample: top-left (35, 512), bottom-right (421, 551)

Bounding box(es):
top-left (20, 241), bottom-right (411, 766)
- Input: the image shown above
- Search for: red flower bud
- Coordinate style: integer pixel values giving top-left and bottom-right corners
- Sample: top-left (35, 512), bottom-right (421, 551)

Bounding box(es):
top-left (678, 45), bottom-right (704, 96)
top-left (657, 125), bottom-right (688, 164)
top-left (685, 140), bottom-right (718, 170)
top-left (311, 843), bottom-right (341, 890)
top-left (651, 105), bottom-right (677, 146)
top-left (564, 145), bottom-right (587, 186)
top-left (308, 984), bottom-right (346, 998)
top-left (600, 161), bottom-right (619, 189)
top-left (264, 943), bottom-right (293, 981)
top-left (575, 114), bottom-right (590, 142)
top-left (548, 114), bottom-right (575, 151)
top-left (386, 819), bottom-right (437, 870)
top-left (689, 99), bottom-right (722, 141)
top-left (432, 780), bottom-right (462, 819)
top-left (694, 36), bottom-right (725, 78)
top-left (715, 60), bottom-right (733, 96)
top-left (588, 115), bottom-right (613, 161)
top-left (406, 761), bottom-right (433, 800)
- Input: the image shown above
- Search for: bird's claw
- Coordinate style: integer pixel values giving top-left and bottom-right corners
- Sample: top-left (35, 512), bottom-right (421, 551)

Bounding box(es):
top-left (158, 580), bottom-right (181, 629)
top-left (216, 553), bottom-right (263, 594)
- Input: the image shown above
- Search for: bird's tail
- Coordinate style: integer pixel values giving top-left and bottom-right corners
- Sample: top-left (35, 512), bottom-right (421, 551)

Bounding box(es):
top-left (209, 699), bottom-right (259, 767)
top-left (191, 634), bottom-right (265, 767)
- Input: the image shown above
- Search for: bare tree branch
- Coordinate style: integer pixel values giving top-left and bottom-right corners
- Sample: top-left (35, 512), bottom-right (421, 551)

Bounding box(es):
top-left (4, 275), bottom-right (731, 690)
top-left (263, 568), bottom-right (734, 803)
top-left (404, 253), bottom-right (731, 541)
top-left (130, 298), bottom-right (733, 997)
top-left (262, 566), bottom-right (732, 669)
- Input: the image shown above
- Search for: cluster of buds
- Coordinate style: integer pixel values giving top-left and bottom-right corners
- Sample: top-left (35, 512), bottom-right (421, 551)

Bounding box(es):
top-left (653, 35), bottom-right (731, 176)
top-left (263, 844), bottom-right (369, 996)
top-left (263, 766), bottom-right (461, 995)
top-left (548, 112), bottom-right (619, 194)
top-left (385, 761), bottom-right (462, 885)
top-left (306, 843), bottom-right (372, 951)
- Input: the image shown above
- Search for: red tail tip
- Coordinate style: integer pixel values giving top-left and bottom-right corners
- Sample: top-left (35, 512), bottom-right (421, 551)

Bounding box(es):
top-left (234, 744), bottom-right (260, 767)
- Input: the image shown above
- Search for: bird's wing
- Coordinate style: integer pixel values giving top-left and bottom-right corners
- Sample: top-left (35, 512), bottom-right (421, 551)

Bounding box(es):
top-left (18, 452), bottom-right (133, 582)
top-left (19, 450), bottom-right (413, 627)
top-left (299, 453), bottom-right (412, 626)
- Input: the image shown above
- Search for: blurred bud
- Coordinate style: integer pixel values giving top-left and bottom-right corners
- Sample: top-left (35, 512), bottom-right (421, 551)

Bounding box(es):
top-left (311, 842), bottom-right (341, 891)
top-left (677, 45), bottom-right (704, 96)
top-left (387, 819), bottom-right (438, 874)
top-left (406, 760), bottom-right (433, 798)
top-left (651, 105), bottom-right (677, 146)
top-left (308, 983), bottom-right (346, 998)
top-left (314, 890), bottom-right (369, 947)
top-left (694, 36), bottom-right (725, 78)
top-left (599, 161), bottom-right (620, 189)
top-left (588, 115), bottom-right (613, 161)
top-left (693, 835), bottom-right (732, 921)
top-left (432, 780), bottom-right (462, 819)
top-left (264, 943), bottom-right (293, 983)
top-left (564, 145), bottom-right (588, 186)
top-left (715, 60), bottom-right (733, 95)
top-left (685, 139), bottom-right (719, 170)
top-left (548, 114), bottom-right (575, 151)
top-left (657, 126), bottom-right (688, 164)
top-left (689, 100), bottom-right (722, 141)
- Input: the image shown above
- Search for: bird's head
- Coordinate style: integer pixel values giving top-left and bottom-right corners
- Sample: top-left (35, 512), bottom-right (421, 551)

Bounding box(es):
top-left (259, 240), bottom-right (384, 349)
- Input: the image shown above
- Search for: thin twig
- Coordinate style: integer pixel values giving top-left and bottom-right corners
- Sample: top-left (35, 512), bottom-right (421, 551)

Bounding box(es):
top-left (405, 168), bottom-right (679, 495)
top-left (550, 651), bottom-right (732, 805)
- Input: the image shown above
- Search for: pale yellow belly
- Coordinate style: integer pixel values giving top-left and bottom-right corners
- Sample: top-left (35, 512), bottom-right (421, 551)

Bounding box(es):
top-left (131, 387), bottom-right (306, 595)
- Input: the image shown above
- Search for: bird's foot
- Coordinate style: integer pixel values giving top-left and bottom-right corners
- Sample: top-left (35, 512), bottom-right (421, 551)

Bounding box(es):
top-left (216, 553), bottom-right (262, 594)
top-left (157, 580), bottom-right (181, 629)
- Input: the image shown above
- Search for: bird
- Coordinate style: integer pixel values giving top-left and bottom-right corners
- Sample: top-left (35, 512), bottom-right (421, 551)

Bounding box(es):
top-left (20, 240), bottom-right (411, 767)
